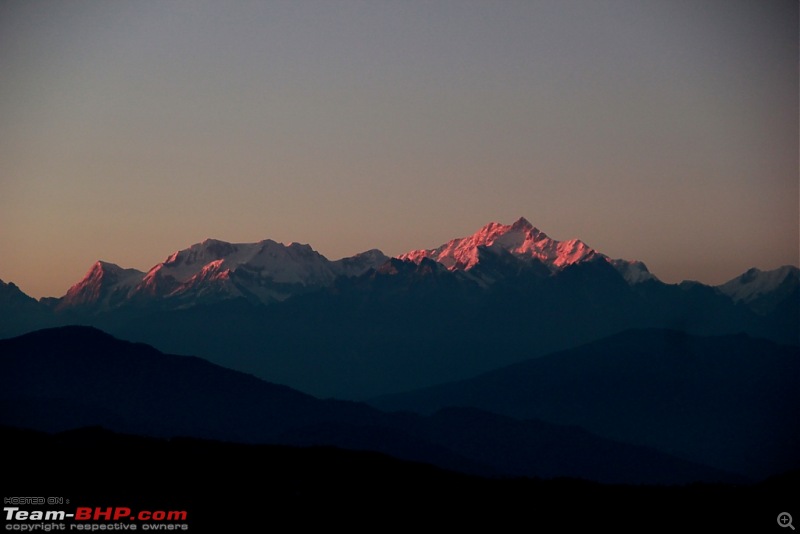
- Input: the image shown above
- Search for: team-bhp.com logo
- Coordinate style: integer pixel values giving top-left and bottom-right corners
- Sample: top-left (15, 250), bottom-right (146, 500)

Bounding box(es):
top-left (5, 505), bottom-right (189, 531)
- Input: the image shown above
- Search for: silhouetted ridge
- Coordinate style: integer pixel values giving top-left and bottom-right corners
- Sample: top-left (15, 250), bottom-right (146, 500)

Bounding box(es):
top-left (5, 425), bottom-right (795, 531)
top-left (0, 326), bottom-right (737, 485)
top-left (372, 328), bottom-right (800, 479)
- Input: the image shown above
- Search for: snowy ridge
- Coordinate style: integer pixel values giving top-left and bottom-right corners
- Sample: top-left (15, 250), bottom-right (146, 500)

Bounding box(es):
top-left (58, 240), bottom-right (389, 310)
top-left (130, 239), bottom-right (388, 305)
top-left (400, 217), bottom-right (656, 284)
top-left (716, 265), bottom-right (799, 303)
top-left (55, 217), bottom-right (663, 311)
top-left (146, 239), bottom-right (337, 287)
top-left (58, 261), bottom-right (145, 309)
top-left (399, 217), bottom-right (598, 269)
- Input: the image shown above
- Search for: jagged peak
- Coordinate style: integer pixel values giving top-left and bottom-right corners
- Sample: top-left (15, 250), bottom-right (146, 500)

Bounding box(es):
top-left (82, 260), bottom-right (123, 276)
top-left (0, 279), bottom-right (28, 294)
top-left (73, 260), bottom-right (143, 284)
top-left (93, 259), bottom-right (120, 270)
top-left (161, 239), bottom-right (239, 271)
top-left (47, 221), bottom-right (667, 310)
top-left (510, 216), bottom-right (533, 230)
top-left (57, 259), bottom-right (145, 309)
top-left (401, 218), bottom-right (592, 271)
top-left (476, 220), bottom-right (507, 234)
top-left (471, 218), bottom-right (548, 245)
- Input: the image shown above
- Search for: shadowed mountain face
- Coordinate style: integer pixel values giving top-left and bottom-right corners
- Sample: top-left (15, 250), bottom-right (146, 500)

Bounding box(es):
top-left (372, 329), bottom-right (800, 480)
top-left (1, 222), bottom-right (796, 400)
top-left (0, 280), bottom-right (57, 339)
top-left (0, 326), bottom-right (738, 485)
top-left (716, 265), bottom-right (799, 315)
top-left (3, 257), bottom-right (789, 401)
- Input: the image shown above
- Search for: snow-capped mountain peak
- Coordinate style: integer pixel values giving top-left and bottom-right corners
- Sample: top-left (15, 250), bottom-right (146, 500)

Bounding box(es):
top-left (52, 236), bottom-right (389, 311)
top-left (398, 217), bottom-right (658, 285)
top-left (399, 217), bottom-right (599, 272)
top-left (58, 261), bottom-right (145, 309)
top-left (109, 238), bottom-right (389, 307)
top-left (129, 239), bottom-right (333, 303)
top-left (717, 265), bottom-right (799, 303)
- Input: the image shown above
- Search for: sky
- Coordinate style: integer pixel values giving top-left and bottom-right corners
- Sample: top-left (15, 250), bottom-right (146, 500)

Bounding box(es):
top-left (1, 0), bottom-right (797, 299)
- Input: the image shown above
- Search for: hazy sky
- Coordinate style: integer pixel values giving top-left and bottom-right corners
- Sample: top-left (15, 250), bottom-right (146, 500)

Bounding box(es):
top-left (1, 0), bottom-right (797, 299)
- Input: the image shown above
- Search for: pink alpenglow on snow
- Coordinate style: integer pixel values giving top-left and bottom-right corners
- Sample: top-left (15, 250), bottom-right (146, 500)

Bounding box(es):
top-left (399, 217), bottom-right (650, 282)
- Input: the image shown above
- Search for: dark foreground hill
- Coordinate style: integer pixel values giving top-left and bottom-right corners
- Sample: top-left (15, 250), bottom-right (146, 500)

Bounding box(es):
top-left (3, 425), bottom-right (797, 532)
top-left (1, 326), bottom-right (735, 485)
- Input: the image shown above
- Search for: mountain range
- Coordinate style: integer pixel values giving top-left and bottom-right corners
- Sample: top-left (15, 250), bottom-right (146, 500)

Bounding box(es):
top-left (41, 217), bottom-right (656, 312)
top-left (5, 217), bottom-right (795, 315)
top-left (1, 217), bottom-right (797, 400)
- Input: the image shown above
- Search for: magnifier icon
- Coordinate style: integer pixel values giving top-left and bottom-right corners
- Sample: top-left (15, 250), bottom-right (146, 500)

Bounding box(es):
top-left (779, 513), bottom-right (795, 530)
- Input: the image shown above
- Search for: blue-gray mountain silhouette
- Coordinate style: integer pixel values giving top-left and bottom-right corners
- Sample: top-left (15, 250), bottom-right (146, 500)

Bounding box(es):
top-left (0, 325), bottom-right (738, 485)
top-left (372, 328), bottom-right (800, 480)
